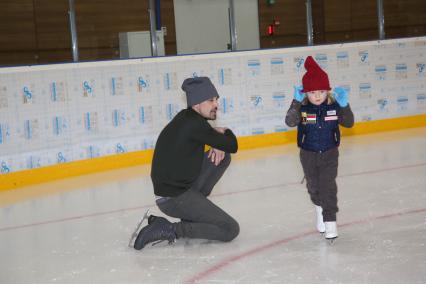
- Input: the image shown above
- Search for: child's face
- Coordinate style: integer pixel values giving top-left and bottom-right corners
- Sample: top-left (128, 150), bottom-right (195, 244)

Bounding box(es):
top-left (306, 90), bottom-right (328, 105)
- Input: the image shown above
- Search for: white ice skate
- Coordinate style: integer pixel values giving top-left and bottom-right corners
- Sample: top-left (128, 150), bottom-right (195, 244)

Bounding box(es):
top-left (128, 209), bottom-right (150, 248)
top-left (324, 221), bottom-right (338, 244)
top-left (315, 205), bottom-right (326, 234)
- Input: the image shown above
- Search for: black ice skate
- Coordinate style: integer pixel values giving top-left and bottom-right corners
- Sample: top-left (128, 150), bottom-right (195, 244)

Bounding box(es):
top-left (133, 216), bottom-right (176, 250)
top-left (128, 209), bottom-right (150, 248)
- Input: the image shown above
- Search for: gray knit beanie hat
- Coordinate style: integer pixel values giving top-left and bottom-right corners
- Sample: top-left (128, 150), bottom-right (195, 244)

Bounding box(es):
top-left (181, 77), bottom-right (220, 107)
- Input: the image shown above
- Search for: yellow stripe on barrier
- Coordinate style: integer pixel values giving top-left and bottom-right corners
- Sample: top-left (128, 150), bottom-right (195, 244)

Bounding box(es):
top-left (1, 114), bottom-right (425, 192)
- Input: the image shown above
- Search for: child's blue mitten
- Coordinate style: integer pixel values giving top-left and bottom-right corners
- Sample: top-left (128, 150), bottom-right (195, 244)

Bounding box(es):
top-left (293, 85), bottom-right (305, 102)
top-left (333, 86), bottom-right (348, 107)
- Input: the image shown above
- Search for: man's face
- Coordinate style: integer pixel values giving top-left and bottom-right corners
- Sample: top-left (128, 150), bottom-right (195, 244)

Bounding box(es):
top-left (307, 90), bottom-right (328, 105)
top-left (193, 96), bottom-right (219, 120)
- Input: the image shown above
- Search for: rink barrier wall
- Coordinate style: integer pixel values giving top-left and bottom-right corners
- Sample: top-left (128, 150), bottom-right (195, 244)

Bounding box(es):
top-left (1, 113), bottom-right (425, 191)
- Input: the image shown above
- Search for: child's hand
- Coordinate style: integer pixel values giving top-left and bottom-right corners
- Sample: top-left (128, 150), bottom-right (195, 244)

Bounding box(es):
top-left (333, 86), bottom-right (348, 107)
top-left (293, 85), bottom-right (305, 102)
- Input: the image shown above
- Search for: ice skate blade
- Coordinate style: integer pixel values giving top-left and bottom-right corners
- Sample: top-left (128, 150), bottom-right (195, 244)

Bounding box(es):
top-left (128, 209), bottom-right (150, 248)
top-left (326, 237), bottom-right (338, 245)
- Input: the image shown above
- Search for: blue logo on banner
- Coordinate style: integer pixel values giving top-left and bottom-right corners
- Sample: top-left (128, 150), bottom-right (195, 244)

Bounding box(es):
top-left (0, 124), bottom-right (10, 144)
top-left (221, 97), bottom-right (234, 114)
top-left (116, 143), bottom-right (126, 153)
top-left (377, 98), bottom-right (388, 111)
top-left (273, 93), bottom-right (285, 109)
top-left (271, 58), bottom-right (283, 65)
top-left (85, 113), bottom-right (91, 130)
top-left (53, 116), bottom-right (68, 135)
top-left (251, 128), bottom-right (265, 135)
top-left (27, 156), bottom-right (41, 169)
top-left (416, 63), bottom-right (425, 75)
top-left (295, 57), bottom-right (304, 69)
top-left (397, 96), bottom-right (409, 111)
top-left (252, 96), bottom-right (262, 107)
top-left (315, 54), bottom-right (328, 69)
top-left (139, 107), bottom-right (145, 123)
top-left (375, 65), bottom-right (387, 80)
top-left (51, 82), bottom-right (57, 101)
top-left (87, 145), bottom-right (100, 158)
top-left (24, 120), bottom-right (32, 139)
top-left (358, 50), bottom-right (369, 64)
top-left (138, 76), bottom-right (148, 90)
top-left (57, 152), bottom-right (66, 163)
top-left (111, 78), bottom-right (117, 96)
top-left (23, 86), bottom-right (32, 102)
top-left (417, 94), bottom-right (426, 103)
top-left (1, 161), bottom-right (10, 173)
top-left (83, 81), bottom-right (93, 94)
top-left (248, 59), bottom-right (261, 76)
top-left (164, 73), bottom-right (174, 90)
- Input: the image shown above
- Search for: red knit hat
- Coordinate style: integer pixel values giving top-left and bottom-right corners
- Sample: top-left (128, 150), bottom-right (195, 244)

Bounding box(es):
top-left (301, 56), bottom-right (331, 93)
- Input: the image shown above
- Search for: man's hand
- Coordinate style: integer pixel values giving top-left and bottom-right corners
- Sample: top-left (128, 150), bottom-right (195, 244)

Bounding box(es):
top-left (214, 127), bottom-right (228, 134)
top-left (208, 148), bottom-right (225, 166)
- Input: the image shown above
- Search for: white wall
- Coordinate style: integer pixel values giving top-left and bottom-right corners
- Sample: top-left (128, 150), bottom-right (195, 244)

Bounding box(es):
top-left (173, 0), bottom-right (260, 54)
top-left (0, 37), bottom-right (425, 174)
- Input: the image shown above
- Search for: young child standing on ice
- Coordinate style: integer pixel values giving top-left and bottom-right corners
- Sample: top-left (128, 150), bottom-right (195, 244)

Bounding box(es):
top-left (285, 56), bottom-right (354, 242)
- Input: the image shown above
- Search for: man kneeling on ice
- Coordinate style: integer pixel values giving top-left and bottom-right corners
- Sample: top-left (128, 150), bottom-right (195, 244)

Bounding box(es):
top-left (132, 76), bottom-right (239, 250)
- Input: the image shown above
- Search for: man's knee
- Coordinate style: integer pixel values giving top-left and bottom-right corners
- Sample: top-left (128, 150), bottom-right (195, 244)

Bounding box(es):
top-left (222, 218), bottom-right (239, 242)
top-left (220, 152), bottom-right (231, 168)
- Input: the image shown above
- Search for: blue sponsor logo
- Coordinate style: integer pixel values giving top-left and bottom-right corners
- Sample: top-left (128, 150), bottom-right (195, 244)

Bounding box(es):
top-left (248, 59), bottom-right (261, 76)
top-left (337, 52), bottom-right (348, 60)
top-left (24, 120), bottom-right (32, 139)
top-left (359, 83), bottom-right (371, 92)
top-left (271, 58), bottom-right (283, 65)
top-left (251, 128), bottom-right (265, 135)
top-left (272, 93), bottom-right (285, 108)
top-left (377, 98), bottom-right (388, 111)
top-left (375, 65), bottom-right (387, 80)
top-left (274, 126), bottom-right (287, 132)
top-left (395, 63), bottom-right (407, 71)
top-left (221, 97), bottom-right (234, 114)
top-left (294, 57), bottom-right (305, 70)
top-left (139, 107), bottom-right (145, 123)
top-left (0, 123), bottom-right (10, 144)
top-left (1, 161), bottom-right (10, 173)
top-left (359, 50), bottom-right (369, 64)
top-left (83, 81), bottom-right (93, 96)
top-left (138, 76), bottom-right (148, 89)
top-left (27, 156), bottom-right (41, 169)
top-left (359, 83), bottom-right (372, 98)
top-left (397, 96), bottom-right (409, 111)
top-left (252, 96), bottom-right (262, 107)
top-left (87, 145), bottom-right (100, 158)
top-left (116, 143), bottom-right (126, 154)
top-left (164, 73), bottom-right (172, 90)
top-left (416, 63), bottom-right (425, 75)
top-left (112, 110), bottom-right (126, 127)
top-left (417, 94), bottom-right (426, 102)
top-left (23, 86), bottom-right (33, 103)
top-left (57, 152), bottom-right (67, 163)
top-left (51, 82), bottom-right (58, 101)
top-left (315, 54), bottom-right (328, 68)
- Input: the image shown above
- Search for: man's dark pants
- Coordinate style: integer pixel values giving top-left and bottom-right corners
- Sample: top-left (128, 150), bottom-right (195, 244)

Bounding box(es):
top-left (156, 152), bottom-right (239, 242)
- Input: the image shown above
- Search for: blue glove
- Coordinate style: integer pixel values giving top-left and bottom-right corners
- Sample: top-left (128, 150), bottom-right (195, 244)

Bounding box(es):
top-left (333, 86), bottom-right (349, 107)
top-left (293, 85), bottom-right (305, 102)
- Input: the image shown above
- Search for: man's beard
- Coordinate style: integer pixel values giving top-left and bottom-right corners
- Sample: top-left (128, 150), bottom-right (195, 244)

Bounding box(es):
top-left (207, 109), bottom-right (217, 120)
